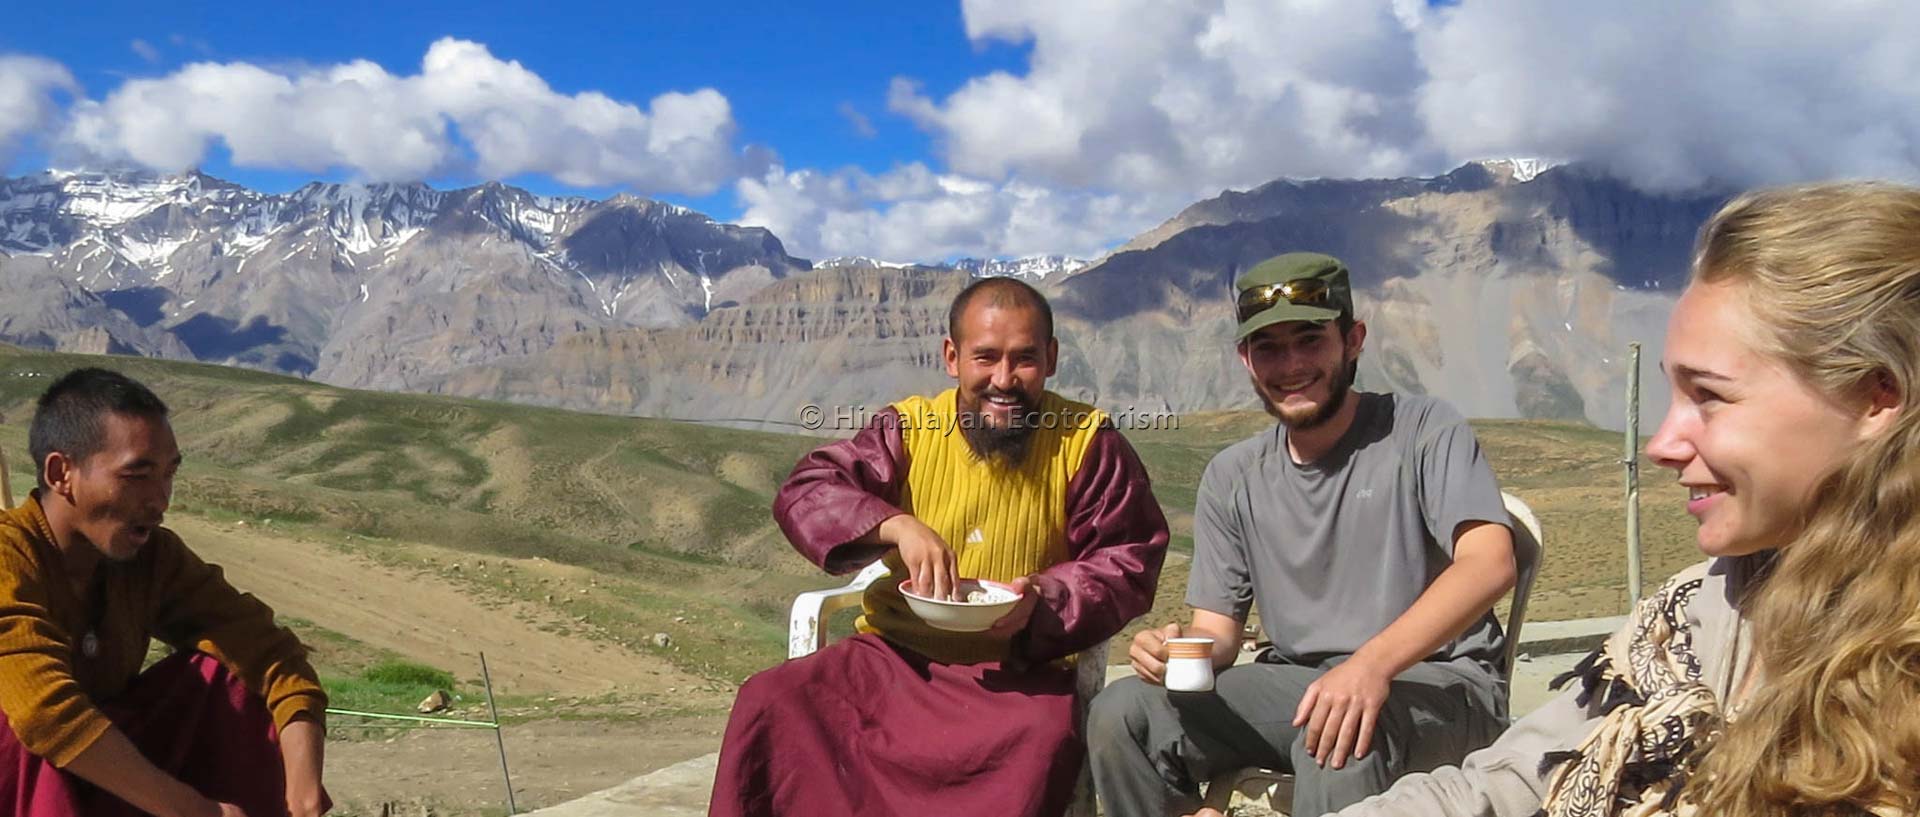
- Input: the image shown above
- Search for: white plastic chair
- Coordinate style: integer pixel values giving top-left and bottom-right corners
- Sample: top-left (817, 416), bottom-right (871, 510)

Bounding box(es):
top-left (789, 560), bottom-right (1110, 817)
top-left (1200, 491), bottom-right (1546, 815)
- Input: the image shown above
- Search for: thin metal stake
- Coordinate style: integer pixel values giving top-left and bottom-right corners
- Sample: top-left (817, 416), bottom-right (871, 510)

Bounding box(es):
top-left (481, 652), bottom-right (517, 815)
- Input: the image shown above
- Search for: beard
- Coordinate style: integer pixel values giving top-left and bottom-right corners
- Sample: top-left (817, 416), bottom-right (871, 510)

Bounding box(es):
top-left (1256, 359), bottom-right (1356, 430)
top-left (958, 389), bottom-right (1040, 465)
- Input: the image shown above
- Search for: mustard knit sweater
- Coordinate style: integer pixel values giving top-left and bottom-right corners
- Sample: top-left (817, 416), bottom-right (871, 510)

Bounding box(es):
top-left (0, 496), bottom-right (327, 765)
top-left (857, 388), bottom-right (1103, 664)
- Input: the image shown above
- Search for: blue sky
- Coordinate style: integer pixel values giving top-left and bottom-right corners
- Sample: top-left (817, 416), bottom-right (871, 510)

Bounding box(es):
top-left (0, 0), bottom-right (1029, 214)
top-left (3, 1), bottom-right (1916, 262)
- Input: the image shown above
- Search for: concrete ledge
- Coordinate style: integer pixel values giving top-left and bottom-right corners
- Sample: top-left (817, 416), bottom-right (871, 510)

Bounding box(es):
top-left (523, 753), bottom-right (715, 817)
top-left (1516, 615), bottom-right (1624, 658)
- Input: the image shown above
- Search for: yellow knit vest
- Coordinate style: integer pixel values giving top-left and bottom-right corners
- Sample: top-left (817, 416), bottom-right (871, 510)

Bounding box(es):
top-left (856, 388), bottom-right (1105, 664)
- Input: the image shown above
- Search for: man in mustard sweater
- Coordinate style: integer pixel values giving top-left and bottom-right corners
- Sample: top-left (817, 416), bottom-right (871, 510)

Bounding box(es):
top-left (0, 368), bottom-right (329, 817)
top-left (709, 277), bottom-right (1171, 817)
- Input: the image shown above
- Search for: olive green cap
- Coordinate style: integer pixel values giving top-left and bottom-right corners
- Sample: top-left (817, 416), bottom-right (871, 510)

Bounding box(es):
top-left (1232, 252), bottom-right (1353, 340)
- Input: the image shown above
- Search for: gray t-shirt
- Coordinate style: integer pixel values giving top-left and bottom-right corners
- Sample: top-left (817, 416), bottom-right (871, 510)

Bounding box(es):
top-left (1188, 392), bottom-right (1509, 676)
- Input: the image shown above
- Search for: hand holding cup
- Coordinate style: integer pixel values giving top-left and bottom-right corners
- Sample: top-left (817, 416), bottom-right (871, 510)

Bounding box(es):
top-left (1129, 623), bottom-right (1182, 685)
top-left (1164, 637), bottom-right (1216, 692)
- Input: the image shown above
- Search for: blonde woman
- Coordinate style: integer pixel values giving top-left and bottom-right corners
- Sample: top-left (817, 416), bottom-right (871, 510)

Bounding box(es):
top-left (1184, 182), bottom-right (1920, 817)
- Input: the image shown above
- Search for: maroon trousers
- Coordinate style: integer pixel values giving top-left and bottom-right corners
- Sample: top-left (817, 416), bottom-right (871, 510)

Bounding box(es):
top-left (711, 634), bottom-right (1082, 817)
top-left (0, 651), bottom-right (320, 816)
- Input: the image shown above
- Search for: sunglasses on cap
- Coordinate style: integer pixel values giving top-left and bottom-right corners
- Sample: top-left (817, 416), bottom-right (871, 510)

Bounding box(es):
top-left (1235, 278), bottom-right (1334, 324)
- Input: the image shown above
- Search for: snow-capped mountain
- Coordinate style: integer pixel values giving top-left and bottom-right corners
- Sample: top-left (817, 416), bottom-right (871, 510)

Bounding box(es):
top-left (431, 161), bottom-right (1723, 432)
top-left (1, 161), bottom-right (1722, 433)
top-left (814, 254), bottom-right (1089, 280)
top-left (815, 255), bottom-right (915, 270)
top-left (952, 255), bottom-right (1089, 280)
top-left (1474, 157), bottom-right (1562, 184)
top-left (0, 169), bottom-right (807, 386)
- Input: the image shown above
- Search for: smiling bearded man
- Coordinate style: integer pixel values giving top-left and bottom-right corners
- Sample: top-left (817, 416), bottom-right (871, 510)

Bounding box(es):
top-left (0, 368), bottom-right (330, 817)
top-left (709, 277), bottom-right (1170, 817)
top-left (1089, 253), bottom-right (1519, 817)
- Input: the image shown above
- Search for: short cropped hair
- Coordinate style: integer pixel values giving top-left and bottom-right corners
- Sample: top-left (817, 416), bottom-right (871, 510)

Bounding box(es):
top-left (28, 368), bottom-right (170, 489)
top-left (947, 277), bottom-right (1054, 342)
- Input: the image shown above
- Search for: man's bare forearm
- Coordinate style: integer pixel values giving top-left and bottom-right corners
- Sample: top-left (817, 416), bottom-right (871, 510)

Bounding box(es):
top-left (853, 513), bottom-right (908, 546)
top-left (64, 726), bottom-right (216, 817)
top-left (280, 718), bottom-right (327, 816)
top-left (1186, 608), bottom-right (1246, 668)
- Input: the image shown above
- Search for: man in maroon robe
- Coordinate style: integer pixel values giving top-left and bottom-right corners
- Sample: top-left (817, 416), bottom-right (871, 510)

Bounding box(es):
top-left (709, 278), bottom-right (1169, 817)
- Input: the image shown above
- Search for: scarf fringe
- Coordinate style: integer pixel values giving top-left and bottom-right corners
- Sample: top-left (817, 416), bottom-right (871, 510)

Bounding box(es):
top-left (1538, 568), bottom-right (1716, 817)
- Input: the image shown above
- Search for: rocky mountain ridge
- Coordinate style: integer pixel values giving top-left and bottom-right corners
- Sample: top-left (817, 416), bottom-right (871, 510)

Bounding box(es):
top-left (0, 162), bottom-right (1723, 430)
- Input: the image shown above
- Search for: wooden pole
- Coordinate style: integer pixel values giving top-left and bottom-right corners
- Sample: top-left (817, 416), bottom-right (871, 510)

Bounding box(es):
top-left (0, 445), bottom-right (14, 510)
top-left (1625, 343), bottom-right (1644, 607)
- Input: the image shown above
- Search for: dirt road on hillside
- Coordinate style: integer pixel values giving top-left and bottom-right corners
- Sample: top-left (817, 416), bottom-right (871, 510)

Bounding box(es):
top-left (173, 516), bottom-right (734, 815)
top-left (324, 714), bottom-right (728, 816)
top-left (173, 516), bottom-right (711, 698)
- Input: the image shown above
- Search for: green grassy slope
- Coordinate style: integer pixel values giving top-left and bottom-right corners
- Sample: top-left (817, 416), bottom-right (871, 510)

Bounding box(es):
top-left (1, 346), bottom-right (1697, 682)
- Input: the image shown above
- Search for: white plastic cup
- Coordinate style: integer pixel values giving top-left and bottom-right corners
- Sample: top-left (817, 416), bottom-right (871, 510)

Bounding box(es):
top-left (1164, 637), bottom-right (1216, 692)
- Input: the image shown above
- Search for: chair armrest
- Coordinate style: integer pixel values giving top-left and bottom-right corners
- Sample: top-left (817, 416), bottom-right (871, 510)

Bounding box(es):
top-left (789, 586), bottom-right (867, 659)
top-left (788, 560), bottom-right (892, 659)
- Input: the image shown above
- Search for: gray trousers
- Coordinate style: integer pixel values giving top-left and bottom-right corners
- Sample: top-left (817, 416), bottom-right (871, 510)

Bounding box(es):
top-left (1087, 658), bottom-right (1507, 817)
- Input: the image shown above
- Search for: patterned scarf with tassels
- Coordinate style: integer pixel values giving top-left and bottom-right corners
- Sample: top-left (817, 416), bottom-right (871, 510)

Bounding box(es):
top-left (1537, 563), bottom-right (1719, 817)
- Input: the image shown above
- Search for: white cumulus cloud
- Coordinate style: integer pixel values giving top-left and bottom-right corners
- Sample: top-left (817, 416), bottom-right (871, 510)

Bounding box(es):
top-left (737, 163), bottom-right (1177, 263)
top-left (55, 38), bottom-right (747, 194)
top-left (897, 0), bottom-right (1920, 198)
top-left (13, 4), bottom-right (1920, 263)
top-left (752, 0), bottom-right (1920, 263)
top-left (1414, 0), bottom-right (1920, 190)
top-left (891, 0), bottom-right (1439, 197)
top-left (0, 56), bottom-right (80, 164)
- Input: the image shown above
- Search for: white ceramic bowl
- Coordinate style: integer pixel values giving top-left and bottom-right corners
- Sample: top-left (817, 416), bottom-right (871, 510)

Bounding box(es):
top-left (899, 579), bottom-right (1021, 632)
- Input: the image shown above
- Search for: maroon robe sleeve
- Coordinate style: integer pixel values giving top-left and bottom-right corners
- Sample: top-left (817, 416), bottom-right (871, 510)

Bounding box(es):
top-left (1014, 424), bottom-right (1169, 665)
top-left (771, 407), bottom-right (910, 575)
